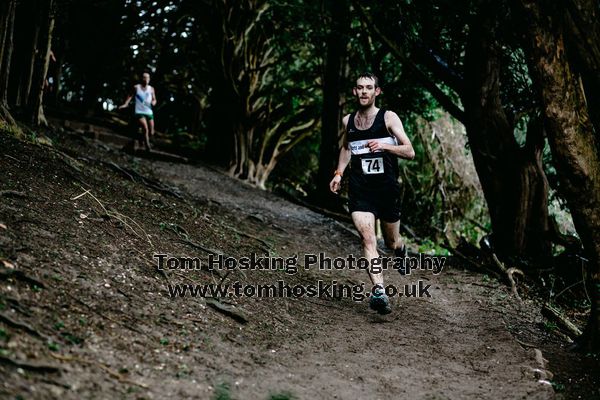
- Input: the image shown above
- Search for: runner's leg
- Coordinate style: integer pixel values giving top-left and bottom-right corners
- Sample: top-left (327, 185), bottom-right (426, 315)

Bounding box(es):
top-left (381, 220), bottom-right (404, 251)
top-left (148, 118), bottom-right (155, 137)
top-left (138, 117), bottom-right (150, 150)
top-left (351, 211), bottom-right (383, 286)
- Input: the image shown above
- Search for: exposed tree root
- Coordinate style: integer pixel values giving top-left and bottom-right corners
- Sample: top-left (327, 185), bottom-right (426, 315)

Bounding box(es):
top-left (0, 354), bottom-right (62, 373)
top-left (0, 312), bottom-right (48, 339)
top-left (491, 253), bottom-right (524, 300)
top-left (49, 353), bottom-right (148, 388)
top-left (0, 267), bottom-right (46, 288)
top-left (542, 303), bottom-right (583, 339)
top-left (205, 298), bottom-right (248, 324)
top-left (77, 155), bottom-right (182, 199)
top-left (62, 291), bottom-right (144, 335)
top-left (0, 190), bottom-right (28, 198)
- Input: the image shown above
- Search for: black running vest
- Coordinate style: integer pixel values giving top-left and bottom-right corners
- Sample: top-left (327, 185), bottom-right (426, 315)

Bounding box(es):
top-left (346, 109), bottom-right (400, 189)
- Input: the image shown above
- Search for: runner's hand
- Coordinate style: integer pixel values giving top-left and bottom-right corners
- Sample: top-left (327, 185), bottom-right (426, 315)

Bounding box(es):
top-left (367, 140), bottom-right (387, 152)
top-left (330, 175), bottom-right (342, 194)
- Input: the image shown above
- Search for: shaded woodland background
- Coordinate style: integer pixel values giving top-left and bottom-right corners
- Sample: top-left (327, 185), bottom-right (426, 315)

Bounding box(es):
top-left (1, 0), bottom-right (600, 353)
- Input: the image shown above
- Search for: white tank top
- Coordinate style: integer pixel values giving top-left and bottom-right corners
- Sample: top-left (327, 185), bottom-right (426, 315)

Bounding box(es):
top-left (134, 84), bottom-right (153, 115)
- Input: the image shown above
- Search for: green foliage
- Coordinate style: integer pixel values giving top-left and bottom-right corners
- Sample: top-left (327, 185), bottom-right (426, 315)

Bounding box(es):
top-left (543, 321), bottom-right (557, 332)
top-left (268, 392), bottom-right (295, 400)
top-left (47, 341), bottom-right (60, 351)
top-left (550, 381), bottom-right (566, 392)
top-left (0, 121), bottom-right (23, 138)
top-left (213, 382), bottom-right (232, 400)
top-left (417, 238), bottom-right (450, 255)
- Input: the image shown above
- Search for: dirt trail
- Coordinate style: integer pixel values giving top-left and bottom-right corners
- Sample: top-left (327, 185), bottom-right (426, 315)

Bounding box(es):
top-left (0, 128), bottom-right (558, 399)
top-left (153, 161), bottom-right (555, 400)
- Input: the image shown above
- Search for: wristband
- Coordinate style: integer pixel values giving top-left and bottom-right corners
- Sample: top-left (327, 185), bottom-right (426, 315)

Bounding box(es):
top-left (334, 170), bottom-right (343, 177)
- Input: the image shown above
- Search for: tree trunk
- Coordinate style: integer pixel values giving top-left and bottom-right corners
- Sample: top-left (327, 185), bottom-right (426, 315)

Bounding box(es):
top-left (27, 0), bottom-right (55, 126)
top-left (561, 0), bottom-right (600, 141)
top-left (314, 0), bottom-right (350, 207)
top-left (0, 0), bottom-right (16, 125)
top-left (19, 1), bottom-right (40, 108)
top-left (462, 5), bottom-right (552, 259)
top-left (518, 0), bottom-right (600, 351)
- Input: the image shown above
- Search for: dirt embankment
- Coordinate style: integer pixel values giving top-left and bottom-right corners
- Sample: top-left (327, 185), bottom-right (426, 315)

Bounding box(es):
top-left (0, 127), bottom-right (595, 399)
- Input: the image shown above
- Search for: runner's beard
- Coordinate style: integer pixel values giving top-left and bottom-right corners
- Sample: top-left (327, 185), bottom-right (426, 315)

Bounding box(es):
top-left (358, 96), bottom-right (375, 109)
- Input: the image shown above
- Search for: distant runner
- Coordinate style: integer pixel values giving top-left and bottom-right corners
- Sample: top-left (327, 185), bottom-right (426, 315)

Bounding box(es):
top-left (118, 71), bottom-right (157, 151)
top-left (330, 72), bottom-right (415, 314)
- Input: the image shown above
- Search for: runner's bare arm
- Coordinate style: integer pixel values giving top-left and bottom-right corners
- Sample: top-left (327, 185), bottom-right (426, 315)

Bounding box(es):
top-left (329, 114), bottom-right (352, 193)
top-left (118, 86), bottom-right (136, 109)
top-left (367, 111), bottom-right (415, 159)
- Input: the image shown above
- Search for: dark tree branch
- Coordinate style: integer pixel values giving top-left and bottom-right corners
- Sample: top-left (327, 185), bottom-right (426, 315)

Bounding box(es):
top-left (354, 1), bottom-right (466, 124)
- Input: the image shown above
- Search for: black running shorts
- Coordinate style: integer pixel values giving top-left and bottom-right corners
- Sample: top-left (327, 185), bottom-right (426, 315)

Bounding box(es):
top-left (348, 185), bottom-right (401, 223)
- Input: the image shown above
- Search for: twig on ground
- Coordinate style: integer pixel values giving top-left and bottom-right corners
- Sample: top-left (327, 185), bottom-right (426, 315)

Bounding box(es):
top-left (3, 154), bottom-right (24, 164)
top-left (70, 188), bottom-right (153, 247)
top-left (542, 303), bottom-right (582, 339)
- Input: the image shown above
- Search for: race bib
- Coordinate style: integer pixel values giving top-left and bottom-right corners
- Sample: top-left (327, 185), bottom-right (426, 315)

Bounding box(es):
top-left (361, 157), bottom-right (384, 174)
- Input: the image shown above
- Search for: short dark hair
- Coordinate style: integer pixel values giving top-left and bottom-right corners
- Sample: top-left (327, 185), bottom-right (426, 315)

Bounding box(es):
top-left (356, 72), bottom-right (379, 88)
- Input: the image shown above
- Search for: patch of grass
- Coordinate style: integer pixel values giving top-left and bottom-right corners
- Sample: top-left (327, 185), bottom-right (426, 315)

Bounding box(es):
top-left (550, 380), bottom-right (565, 392)
top-left (62, 332), bottom-right (83, 345)
top-left (0, 121), bottom-right (24, 138)
top-left (0, 328), bottom-right (9, 340)
top-left (544, 321), bottom-right (558, 332)
top-left (213, 382), bottom-right (232, 400)
top-left (47, 341), bottom-right (60, 351)
top-left (175, 364), bottom-right (190, 378)
top-left (268, 392), bottom-right (295, 400)
top-left (160, 338), bottom-right (169, 345)
top-left (417, 238), bottom-right (448, 255)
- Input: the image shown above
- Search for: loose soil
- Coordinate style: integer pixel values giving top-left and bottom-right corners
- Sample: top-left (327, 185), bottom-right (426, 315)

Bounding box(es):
top-left (0, 124), bottom-right (597, 399)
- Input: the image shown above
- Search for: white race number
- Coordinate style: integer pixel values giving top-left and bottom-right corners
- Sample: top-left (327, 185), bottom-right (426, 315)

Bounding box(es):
top-left (361, 157), bottom-right (384, 174)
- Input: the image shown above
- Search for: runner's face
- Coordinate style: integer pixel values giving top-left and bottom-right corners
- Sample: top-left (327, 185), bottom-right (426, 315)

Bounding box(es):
top-left (353, 77), bottom-right (380, 108)
top-left (142, 73), bottom-right (150, 85)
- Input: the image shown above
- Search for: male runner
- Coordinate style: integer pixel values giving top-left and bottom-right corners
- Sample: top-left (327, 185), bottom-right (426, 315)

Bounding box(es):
top-left (119, 72), bottom-right (157, 151)
top-left (329, 72), bottom-right (415, 314)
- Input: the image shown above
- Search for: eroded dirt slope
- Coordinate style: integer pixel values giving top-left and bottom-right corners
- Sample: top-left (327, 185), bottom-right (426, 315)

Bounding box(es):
top-left (0, 129), bottom-right (565, 399)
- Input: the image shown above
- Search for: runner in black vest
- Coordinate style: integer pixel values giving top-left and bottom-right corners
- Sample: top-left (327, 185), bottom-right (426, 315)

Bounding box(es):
top-left (329, 72), bottom-right (415, 315)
